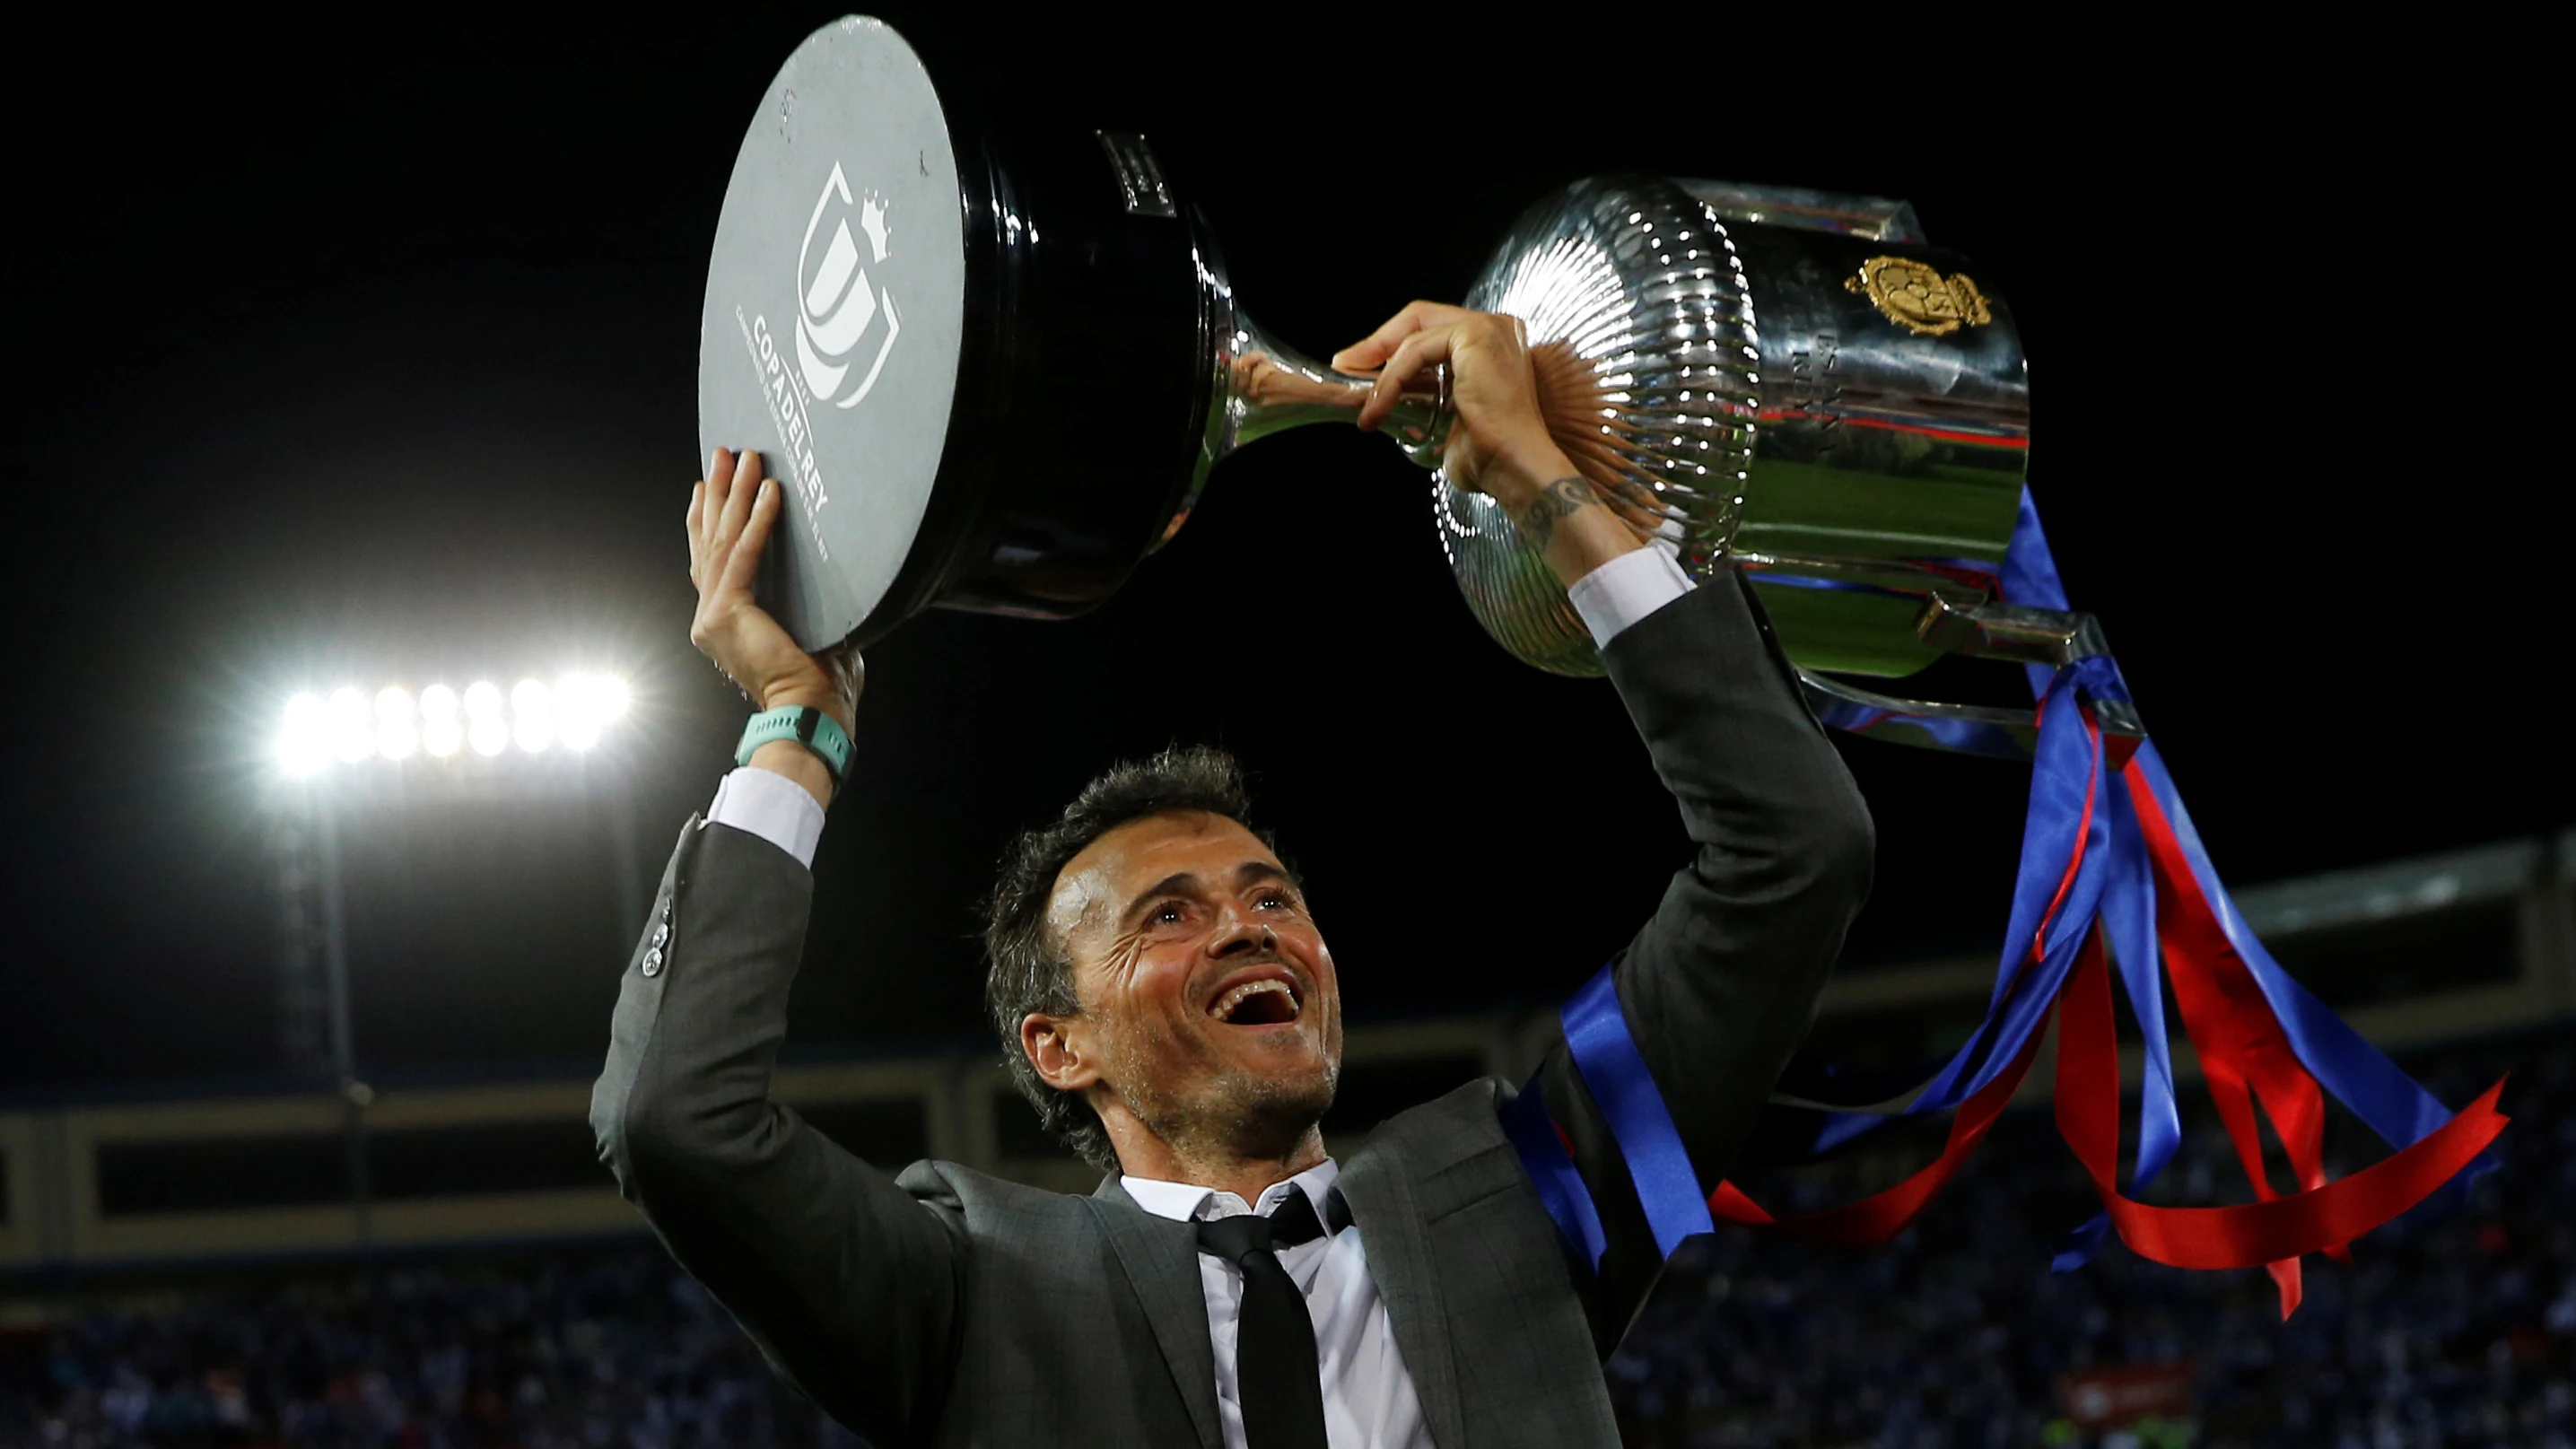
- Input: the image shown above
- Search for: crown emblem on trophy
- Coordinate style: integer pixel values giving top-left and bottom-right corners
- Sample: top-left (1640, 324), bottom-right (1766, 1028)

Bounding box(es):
top-left (1845, 255), bottom-right (1994, 337)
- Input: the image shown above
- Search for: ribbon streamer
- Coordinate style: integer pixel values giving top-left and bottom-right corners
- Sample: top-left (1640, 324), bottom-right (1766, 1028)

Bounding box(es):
top-left (1503, 1079), bottom-right (1609, 1270)
top-left (1521, 487), bottom-right (2510, 1318)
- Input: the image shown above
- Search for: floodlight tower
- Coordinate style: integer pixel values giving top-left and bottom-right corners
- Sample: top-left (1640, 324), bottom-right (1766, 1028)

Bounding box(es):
top-left (265, 669), bottom-right (639, 1244)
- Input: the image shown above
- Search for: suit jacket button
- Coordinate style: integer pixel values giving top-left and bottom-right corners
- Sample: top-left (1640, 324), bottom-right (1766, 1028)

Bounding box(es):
top-left (642, 947), bottom-right (664, 977)
top-left (652, 921), bottom-right (669, 947)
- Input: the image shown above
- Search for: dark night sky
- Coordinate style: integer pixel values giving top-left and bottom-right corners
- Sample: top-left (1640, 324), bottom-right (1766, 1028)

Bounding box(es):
top-left (3, 9), bottom-right (2560, 1091)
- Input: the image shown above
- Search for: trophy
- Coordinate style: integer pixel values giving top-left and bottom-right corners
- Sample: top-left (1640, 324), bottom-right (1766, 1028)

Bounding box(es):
top-left (701, 15), bottom-right (2104, 761)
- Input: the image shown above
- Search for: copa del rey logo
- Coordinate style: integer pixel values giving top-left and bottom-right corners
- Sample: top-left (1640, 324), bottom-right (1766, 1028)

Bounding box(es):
top-left (734, 159), bottom-right (904, 557)
top-left (794, 162), bottom-right (902, 408)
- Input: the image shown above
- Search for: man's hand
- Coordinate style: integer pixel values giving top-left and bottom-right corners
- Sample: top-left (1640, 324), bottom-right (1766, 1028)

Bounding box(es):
top-left (1334, 302), bottom-right (1645, 587)
top-left (688, 447), bottom-right (861, 807)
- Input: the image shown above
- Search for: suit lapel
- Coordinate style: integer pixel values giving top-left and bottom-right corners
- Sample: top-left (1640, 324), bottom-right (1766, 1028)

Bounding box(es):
top-left (1086, 1177), bottom-right (1223, 1449)
top-left (1338, 1139), bottom-right (1471, 1449)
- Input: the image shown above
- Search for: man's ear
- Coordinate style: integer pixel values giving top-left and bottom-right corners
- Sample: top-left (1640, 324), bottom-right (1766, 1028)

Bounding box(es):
top-left (1022, 1013), bottom-right (1100, 1095)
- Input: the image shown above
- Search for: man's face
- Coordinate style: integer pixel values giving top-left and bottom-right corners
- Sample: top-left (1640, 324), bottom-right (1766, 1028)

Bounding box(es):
top-left (1039, 811), bottom-right (1341, 1159)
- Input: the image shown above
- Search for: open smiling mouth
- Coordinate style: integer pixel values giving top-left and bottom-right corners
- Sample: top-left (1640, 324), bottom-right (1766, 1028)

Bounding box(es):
top-left (1208, 977), bottom-right (1302, 1027)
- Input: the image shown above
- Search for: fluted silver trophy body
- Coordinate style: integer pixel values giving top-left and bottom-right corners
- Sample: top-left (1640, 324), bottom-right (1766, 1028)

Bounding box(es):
top-left (1438, 177), bottom-right (2029, 681)
top-left (1411, 178), bottom-right (2117, 757)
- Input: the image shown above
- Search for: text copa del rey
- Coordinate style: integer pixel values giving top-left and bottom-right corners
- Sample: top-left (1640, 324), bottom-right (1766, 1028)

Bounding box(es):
top-left (738, 307), bottom-right (833, 562)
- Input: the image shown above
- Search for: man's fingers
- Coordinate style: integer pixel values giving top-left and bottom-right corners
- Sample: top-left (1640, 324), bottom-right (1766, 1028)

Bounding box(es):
top-left (1358, 326), bottom-right (1454, 432)
top-left (717, 478), bottom-right (781, 598)
top-left (713, 449), bottom-right (764, 554)
top-left (1331, 309), bottom-right (1423, 372)
top-left (686, 480), bottom-right (707, 583)
top-left (1330, 333), bottom-right (1405, 374)
top-left (1332, 301), bottom-right (1470, 372)
top-left (705, 448), bottom-right (738, 524)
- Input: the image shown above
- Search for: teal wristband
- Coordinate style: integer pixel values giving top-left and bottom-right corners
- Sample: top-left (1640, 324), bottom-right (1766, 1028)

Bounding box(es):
top-left (735, 705), bottom-right (852, 786)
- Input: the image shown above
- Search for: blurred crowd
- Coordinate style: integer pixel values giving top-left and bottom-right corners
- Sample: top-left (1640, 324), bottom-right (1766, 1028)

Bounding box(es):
top-left (3, 1034), bottom-right (2567, 1449)
top-left (0, 1251), bottom-right (860, 1449)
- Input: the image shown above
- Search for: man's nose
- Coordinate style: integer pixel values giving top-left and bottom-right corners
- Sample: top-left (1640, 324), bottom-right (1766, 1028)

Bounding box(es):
top-left (1207, 903), bottom-right (1276, 956)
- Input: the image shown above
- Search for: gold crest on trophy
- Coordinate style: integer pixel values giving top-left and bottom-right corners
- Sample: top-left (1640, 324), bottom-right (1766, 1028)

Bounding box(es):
top-left (1847, 256), bottom-right (1993, 337)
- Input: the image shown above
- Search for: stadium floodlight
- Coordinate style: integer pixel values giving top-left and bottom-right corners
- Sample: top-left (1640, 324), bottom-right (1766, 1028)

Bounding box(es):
top-left (374, 686), bottom-right (417, 761)
top-left (511, 678), bottom-right (554, 754)
top-left (463, 681), bottom-right (509, 757)
top-left (556, 673), bottom-right (624, 750)
top-left (419, 684), bottom-right (461, 758)
top-left (274, 671), bottom-right (633, 774)
top-left (280, 694), bottom-right (329, 776)
top-left (327, 688), bottom-right (374, 764)
top-left (261, 661), bottom-right (652, 1246)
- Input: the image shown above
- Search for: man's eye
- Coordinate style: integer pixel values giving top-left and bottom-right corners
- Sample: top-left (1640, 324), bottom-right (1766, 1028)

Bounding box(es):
top-left (1257, 892), bottom-right (1292, 911)
top-left (1151, 903), bottom-right (1186, 924)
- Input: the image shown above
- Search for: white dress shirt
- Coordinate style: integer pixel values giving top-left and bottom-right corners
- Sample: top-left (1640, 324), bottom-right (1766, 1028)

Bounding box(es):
top-left (707, 545), bottom-right (1694, 868)
top-left (695, 546), bottom-right (1692, 1439)
top-left (1123, 1160), bottom-right (1425, 1449)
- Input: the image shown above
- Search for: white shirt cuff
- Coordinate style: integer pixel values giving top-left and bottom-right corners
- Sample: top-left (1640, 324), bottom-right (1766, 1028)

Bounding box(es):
top-left (1567, 543), bottom-right (1694, 647)
top-left (707, 765), bottom-right (828, 869)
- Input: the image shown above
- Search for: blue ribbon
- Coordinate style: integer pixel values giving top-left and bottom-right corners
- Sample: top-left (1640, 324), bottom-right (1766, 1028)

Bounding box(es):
top-left (2003, 486), bottom-right (2072, 687)
top-left (2051, 767), bottom-right (2181, 1270)
top-left (1800, 696), bottom-right (2037, 760)
top-left (1560, 965), bottom-right (1717, 1258)
top-left (1797, 654), bottom-right (2118, 1157)
top-left (1501, 1076), bottom-right (1609, 1270)
top-left (1996, 487), bottom-right (2179, 1269)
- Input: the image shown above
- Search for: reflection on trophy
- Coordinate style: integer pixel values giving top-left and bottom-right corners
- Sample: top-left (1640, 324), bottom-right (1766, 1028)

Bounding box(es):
top-left (701, 16), bottom-right (2083, 760)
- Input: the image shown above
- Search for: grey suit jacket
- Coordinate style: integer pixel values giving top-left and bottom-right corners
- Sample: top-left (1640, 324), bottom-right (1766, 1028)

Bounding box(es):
top-left (590, 573), bottom-right (1873, 1448)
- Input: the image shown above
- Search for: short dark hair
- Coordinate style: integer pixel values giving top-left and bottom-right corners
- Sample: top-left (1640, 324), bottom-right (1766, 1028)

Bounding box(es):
top-left (982, 746), bottom-right (1275, 1170)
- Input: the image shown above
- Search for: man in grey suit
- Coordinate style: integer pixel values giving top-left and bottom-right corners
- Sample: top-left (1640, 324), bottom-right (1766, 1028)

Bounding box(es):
top-left (592, 303), bottom-right (1875, 1448)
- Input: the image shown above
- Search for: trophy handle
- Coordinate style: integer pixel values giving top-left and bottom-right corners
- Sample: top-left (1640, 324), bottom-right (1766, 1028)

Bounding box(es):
top-left (1210, 310), bottom-right (1454, 466)
top-left (1796, 596), bottom-right (2144, 762)
top-left (1166, 227), bottom-right (1454, 548)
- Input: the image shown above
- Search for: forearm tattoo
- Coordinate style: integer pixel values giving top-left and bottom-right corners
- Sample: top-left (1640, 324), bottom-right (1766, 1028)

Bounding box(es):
top-left (1510, 476), bottom-right (1594, 548)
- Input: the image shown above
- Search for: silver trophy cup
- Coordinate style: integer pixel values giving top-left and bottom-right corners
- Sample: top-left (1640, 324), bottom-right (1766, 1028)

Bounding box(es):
top-left (702, 17), bottom-right (2107, 759)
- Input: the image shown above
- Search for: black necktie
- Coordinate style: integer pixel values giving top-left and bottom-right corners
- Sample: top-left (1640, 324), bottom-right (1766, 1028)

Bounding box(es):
top-left (1196, 1189), bottom-right (1340, 1449)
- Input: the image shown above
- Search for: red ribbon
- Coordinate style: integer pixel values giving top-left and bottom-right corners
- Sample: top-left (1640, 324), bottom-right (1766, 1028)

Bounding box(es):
top-left (1709, 1024), bottom-right (2047, 1244)
top-left (2128, 765), bottom-right (2334, 1313)
top-left (2054, 924), bottom-right (2509, 1303)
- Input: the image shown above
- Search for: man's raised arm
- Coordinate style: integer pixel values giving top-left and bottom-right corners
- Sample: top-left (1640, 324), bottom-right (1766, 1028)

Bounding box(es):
top-left (588, 448), bottom-right (964, 1445)
top-left (1544, 562), bottom-right (1873, 1344)
top-left (1350, 307), bottom-right (1875, 1349)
